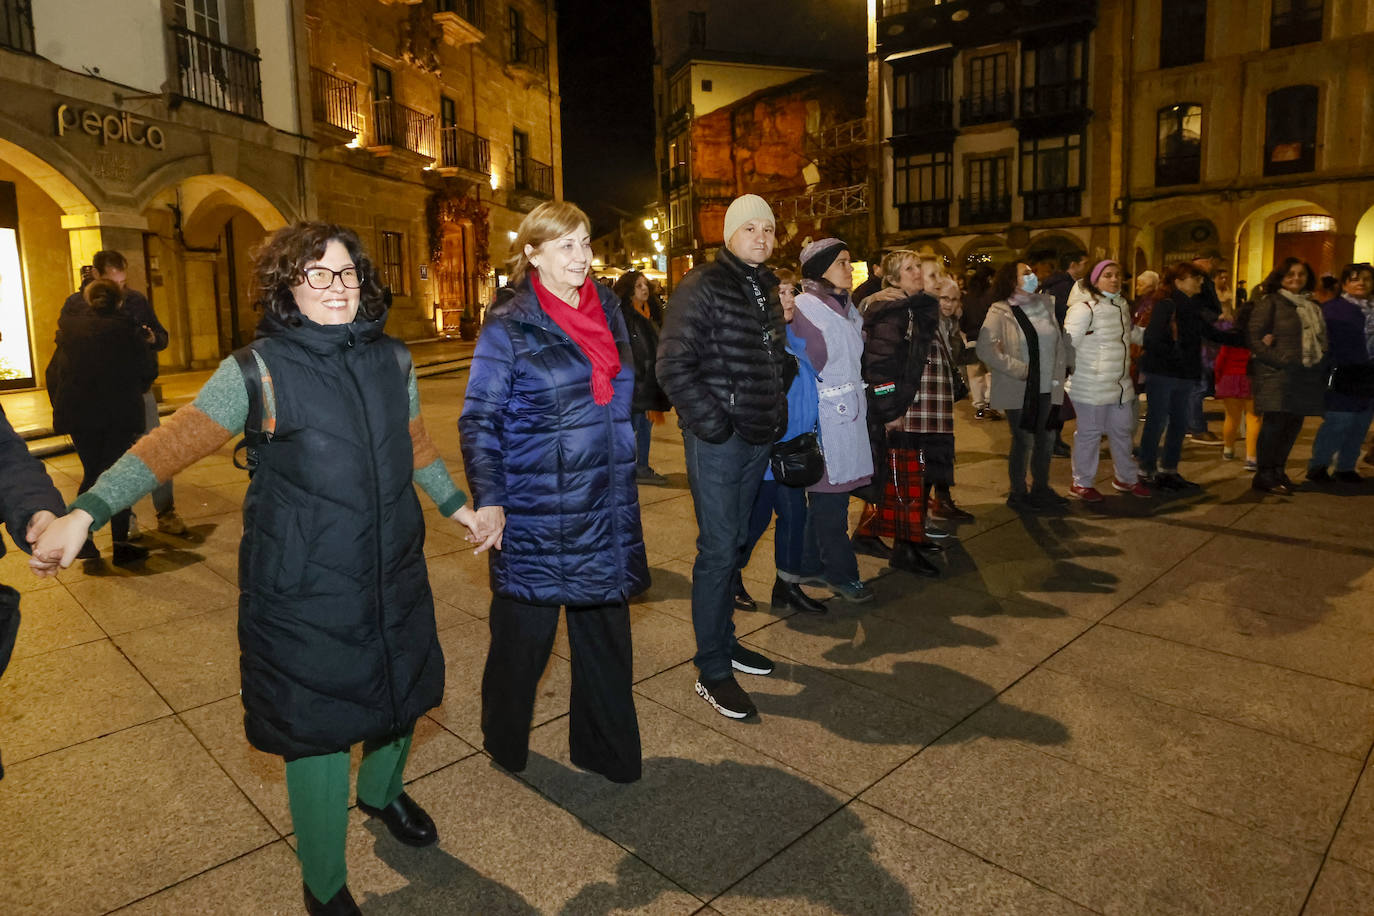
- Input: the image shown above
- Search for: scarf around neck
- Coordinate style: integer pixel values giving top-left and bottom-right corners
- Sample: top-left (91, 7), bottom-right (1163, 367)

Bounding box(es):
top-left (1278, 288), bottom-right (1328, 368)
top-left (531, 273), bottom-right (621, 405)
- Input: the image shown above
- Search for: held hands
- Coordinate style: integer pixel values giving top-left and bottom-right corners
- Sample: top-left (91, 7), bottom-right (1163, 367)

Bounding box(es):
top-left (29, 509), bottom-right (94, 578)
top-left (452, 504), bottom-right (504, 554)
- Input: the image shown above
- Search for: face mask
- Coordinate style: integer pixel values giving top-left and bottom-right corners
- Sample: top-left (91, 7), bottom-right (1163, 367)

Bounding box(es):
top-left (1020, 273), bottom-right (1040, 294)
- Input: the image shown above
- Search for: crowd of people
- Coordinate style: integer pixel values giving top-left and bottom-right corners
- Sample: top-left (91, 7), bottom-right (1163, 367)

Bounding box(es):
top-left (2, 192), bottom-right (1371, 915)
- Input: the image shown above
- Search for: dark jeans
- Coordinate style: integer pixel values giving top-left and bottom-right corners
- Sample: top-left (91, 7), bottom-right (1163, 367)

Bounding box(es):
top-left (683, 430), bottom-right (770, 682)
top-left (1309, 409), bottom-right (1374, 473)
top-left (1256, 411), bottom-right (1307, 482)
top-left (801, 490), bottom-right (861, 584)
top-left (632, 412), bottom-right (652, 470)
top-left (71, 425), bottom-right (140, 542)
top-left (1139, 375), bottom-right (1194, 472)
top-left (481, 595), bottom-right (641, 782)
top-left (740, 477), bottom-right (808, 578)
top-left (1188, 376), bottom-right (1209, 434)
top-left (1005, 395), bottom-right (1056, 494)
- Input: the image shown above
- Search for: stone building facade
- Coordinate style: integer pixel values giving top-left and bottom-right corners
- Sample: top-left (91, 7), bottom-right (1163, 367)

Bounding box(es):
top-left (869, 0), bottom-right (1374, 285)
top-left (0, 0), bottom-right (561, 389)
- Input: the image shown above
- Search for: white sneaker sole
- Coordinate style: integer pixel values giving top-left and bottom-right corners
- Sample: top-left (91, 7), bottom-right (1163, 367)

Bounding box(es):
top-left (731, 657), bottom-right (774, 676)
top-left (695, 681), bottom-right (752, 718)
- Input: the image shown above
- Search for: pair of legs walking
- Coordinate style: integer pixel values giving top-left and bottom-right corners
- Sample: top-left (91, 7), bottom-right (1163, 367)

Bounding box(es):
top-left (285, 728), bottom-right (414, 904)
top-left (1138, 376), bottom-right (1194, 475)
top-left (481, 595), bottom-right (640, 782)
top-left (1005, 394), bottom-right (1057, 497)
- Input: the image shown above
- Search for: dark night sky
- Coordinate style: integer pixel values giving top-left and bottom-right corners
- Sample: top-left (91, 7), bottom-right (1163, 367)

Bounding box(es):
top-left (555, 0), bottom-right (658, 235)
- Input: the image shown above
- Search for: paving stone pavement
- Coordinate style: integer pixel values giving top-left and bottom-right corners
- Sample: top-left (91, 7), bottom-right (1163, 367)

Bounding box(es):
top-left (3, 379), bottom-right (1374, 915)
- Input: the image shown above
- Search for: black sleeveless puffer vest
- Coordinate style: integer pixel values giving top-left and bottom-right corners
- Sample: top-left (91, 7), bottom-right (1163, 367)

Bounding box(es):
top-left (238, 310), bottom-right (444, 760)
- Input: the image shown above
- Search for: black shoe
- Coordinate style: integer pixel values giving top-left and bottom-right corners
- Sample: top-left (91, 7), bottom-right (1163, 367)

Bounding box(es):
top-left (1029, 488), bottom-right (1069, 510)
top-left (923, 522), bottom-right (952, 539)
top-left (1252, 475), bottom-right (1292, 496)
top-left (111, 541), bottom-right (149, 567)
top-left (1052, 440), bottom-right (1071, 458)
top-left (928, 498), bottom-right (974, 522)
top-left (731, 643), bottom-right (775, 676)
top-left (733, 583), bottom-right (757, 612)
top-left (771, 577), bottom-right (827, 614)
top-left (695, 675), bottom-right (757, 719)
top-left (1335, 470), bottom-right (1364, 484)
top-left (889, 540), bottom-right (940, 578)
top-left (1006, 492), bottom-right (1035, 512)
top-left (915, 538), bottom-right (951, 552)
top-left (357, 792), bottom-right (438, 847)
top-left (304, 883), bottom-right (361, 916)
top-left (1306, 467), bottom-right (1333, 485)
top-left (1154, 472), bottom-right (1201, 491)
top-left (850, 534), bottom-right (892, 559)
top-left (76, 538), bottom-right (100, 560)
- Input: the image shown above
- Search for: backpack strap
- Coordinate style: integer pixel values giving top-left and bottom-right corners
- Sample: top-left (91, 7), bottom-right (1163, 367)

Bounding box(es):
top-left (231, 342), bottom-right (272, 475)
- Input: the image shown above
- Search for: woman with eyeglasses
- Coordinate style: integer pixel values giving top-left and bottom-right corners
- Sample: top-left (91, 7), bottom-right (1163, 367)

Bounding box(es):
top-left (33, 222), bottom-right (489, 916)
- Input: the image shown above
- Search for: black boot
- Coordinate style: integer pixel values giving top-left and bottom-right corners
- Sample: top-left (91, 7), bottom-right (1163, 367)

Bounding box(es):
top-left (889, 540), bottom-right (939, 578)
top-left (771, 577), bottom-right (827, 614)
top-left (304, 883), bottom-right (361, 916)
top-left (850, 534), bottom-right (892, 559)
top-left (731, 570), bottom-right (756, 611)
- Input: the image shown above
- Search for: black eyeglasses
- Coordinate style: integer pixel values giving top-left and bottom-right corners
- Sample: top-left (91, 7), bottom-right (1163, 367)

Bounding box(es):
top-left (302, 266), bottom-right (362, 289)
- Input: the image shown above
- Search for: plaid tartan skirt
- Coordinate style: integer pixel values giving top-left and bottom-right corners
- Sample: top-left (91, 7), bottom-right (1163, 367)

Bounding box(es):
top-left (869, 446), bottom-right (926, 541)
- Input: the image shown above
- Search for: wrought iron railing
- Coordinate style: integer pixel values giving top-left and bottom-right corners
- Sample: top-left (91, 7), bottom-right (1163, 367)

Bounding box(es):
top-left (959, 196), bottom-right (1011, 224)
top-left (1020, 80), bottom-right (1087, 118)
top-left (892, 101), bottom-right (953, 136)
top-left (170, 24), bottom-right (264, 120)
top-left (439, 126), bottom-right (490, 173)
top-left (1, 0), bottom-right (35, 53)
top-left (960, 92), bottom-right (1014, 125)
top-left (514, 157), bottom-right (553, 197)
top-left (1021, 188), bottom-right (1082, 220)
top-left (371, 99), bottom-right (435, 158)
top-left (896, 199), bottom-right (950, 230)
top-left (310, 68), bottom-right (359, 135)
top-left (509, 27), bottom-right (548, 76)
top-left (437, 0), bottom-right (485, 29)
top-left (667, 224), bottom-right (690, 249)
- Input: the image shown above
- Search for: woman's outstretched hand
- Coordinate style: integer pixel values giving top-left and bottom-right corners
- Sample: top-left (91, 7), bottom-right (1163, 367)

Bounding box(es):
top-left (453, 504), bottom-right (504, 554)
top-left (29, 509), bottom-right (94, 578)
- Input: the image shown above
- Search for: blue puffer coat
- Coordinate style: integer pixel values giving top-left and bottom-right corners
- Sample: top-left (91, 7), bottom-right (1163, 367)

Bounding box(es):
top-left (460, 280), bottom-right (649, 605)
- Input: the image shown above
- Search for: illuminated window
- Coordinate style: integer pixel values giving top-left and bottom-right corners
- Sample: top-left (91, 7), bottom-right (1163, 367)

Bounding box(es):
top-left (1156, 103), bottom-right (1202, 185)
top-left (1275, 214), bottom-right (1335, 234)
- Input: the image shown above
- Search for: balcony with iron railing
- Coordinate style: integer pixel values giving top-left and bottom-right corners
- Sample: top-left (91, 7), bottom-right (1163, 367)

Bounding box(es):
top-left (1019, 80), bottom-right (1088, 119)
top-left (510, 157), bottom-right (553, 207)
top-left (506, 27), bottom-right (548, 83)
top-left (170, 23), bottom-right (264, 120)
top-left (438, 126), bottom-right (490, 176)
top-left (1, 0), bottom-right (35, 53)
top-left (664, 162), bottom-right (690, 190)
top-left (891, 102), bottom-right (954, 137)
top-left (667, 224), bottom-right (691, 250)
top-left (1021, 187), bottom-right (1081, 220)
top-left (369, 99), bottom-right (435, 160)
top-left (959, 195), bottom-right (1012, 225)
top-left (434, 0), bottom-right (485, 47)
top-left (309, 68), bottom-right (360, 140)
top-left (960, 92), bottom-right (1014, 126)
top-left (896, 199), bottom-right (950, 231)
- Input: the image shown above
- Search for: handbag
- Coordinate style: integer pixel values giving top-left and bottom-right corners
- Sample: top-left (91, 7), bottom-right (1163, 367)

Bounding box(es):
top-left (769, 430), bottom-right (824, 487)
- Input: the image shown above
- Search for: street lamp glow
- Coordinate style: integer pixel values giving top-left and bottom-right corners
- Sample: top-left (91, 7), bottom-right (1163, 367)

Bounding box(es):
top-left (650, 231), bottom-right (659, 241)
top-left (642, 218), bottom-right (654, 230)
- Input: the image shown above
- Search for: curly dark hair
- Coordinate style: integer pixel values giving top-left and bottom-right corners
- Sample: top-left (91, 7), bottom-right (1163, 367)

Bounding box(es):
top-left (252, 222), bottom-right (386, 322)
top-left (1259, 256), bottom-right (1315, 296)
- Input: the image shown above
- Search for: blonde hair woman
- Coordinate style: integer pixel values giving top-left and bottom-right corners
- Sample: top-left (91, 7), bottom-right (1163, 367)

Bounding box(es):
top-left (460, 200), bottom-right (648, 783)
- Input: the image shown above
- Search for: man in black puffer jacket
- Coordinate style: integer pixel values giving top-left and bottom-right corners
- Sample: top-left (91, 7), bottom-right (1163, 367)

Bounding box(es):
top-left (657, 194), bottom-right (790, 721)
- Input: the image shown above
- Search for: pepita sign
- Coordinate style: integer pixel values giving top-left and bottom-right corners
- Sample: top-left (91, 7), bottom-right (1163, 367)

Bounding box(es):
top-left (55, 104), bottom-right (166, 150)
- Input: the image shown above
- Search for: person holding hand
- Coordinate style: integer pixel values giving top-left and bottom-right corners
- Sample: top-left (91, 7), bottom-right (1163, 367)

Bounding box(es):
top-left (460, 201), bottom-right (648, 784)
top-left (33, 222), bottom-right (489, 916)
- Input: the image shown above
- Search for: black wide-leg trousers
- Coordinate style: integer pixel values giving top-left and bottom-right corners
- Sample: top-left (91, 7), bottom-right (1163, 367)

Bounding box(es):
top-left (480, 594), bottom-right (641, 783)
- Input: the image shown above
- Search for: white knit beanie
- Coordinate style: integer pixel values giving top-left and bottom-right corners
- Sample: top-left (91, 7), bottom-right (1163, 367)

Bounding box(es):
top-left (723, 194), bottom-right (775, 247)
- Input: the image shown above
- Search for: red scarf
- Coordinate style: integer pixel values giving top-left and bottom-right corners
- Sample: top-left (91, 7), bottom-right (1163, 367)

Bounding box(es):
top-left (530, 273), bottom-right (621, 405)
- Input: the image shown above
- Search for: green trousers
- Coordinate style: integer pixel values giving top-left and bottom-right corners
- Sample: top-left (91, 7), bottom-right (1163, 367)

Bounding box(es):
top-left (284, 728), bottom-right (414, 902)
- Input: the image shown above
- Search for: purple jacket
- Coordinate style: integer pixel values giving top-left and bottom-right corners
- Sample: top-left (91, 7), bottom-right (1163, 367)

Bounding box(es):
top-left (1322, 294), bottom-right (1374, 412)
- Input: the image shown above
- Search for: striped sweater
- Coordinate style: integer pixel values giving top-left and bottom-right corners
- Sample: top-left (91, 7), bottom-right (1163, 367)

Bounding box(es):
top-left (71, 354), bottom-right (465, 529)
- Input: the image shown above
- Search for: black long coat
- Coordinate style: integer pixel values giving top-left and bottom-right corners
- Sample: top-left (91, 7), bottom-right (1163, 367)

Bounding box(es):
top-left (238, 310), bottom-right (443, 760)
top-left (47, 309), bottom-right (156, 435)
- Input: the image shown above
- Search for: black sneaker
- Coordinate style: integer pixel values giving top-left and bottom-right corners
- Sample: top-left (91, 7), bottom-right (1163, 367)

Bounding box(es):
top-left (112, 541), bottom-right (149, 567)
top-left (1335, 470), bottom-right (1364, 484)
top-left (731, 644), bottom-right (775, 676)
top-left (1306, 467), bottom-right (1333, 485)
top-left (695, 675), bottom-right (757, 719)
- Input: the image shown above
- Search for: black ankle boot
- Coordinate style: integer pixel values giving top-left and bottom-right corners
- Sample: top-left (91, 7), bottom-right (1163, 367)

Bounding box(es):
top-left (771, 577), bottom-right (827, 614)
top-left (889, 540), bottom-right (939, 578)
top-left (304, 883), bottom-right (361, 916)
top-left (850, 534), bottom-right (892, 559)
